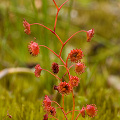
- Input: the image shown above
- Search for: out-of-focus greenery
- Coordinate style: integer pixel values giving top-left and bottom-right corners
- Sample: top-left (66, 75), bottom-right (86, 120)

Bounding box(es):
top-left (0, 0), bottom-right (120, 120)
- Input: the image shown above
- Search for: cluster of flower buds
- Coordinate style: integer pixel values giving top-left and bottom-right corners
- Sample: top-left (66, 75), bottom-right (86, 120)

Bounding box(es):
top-left (80, 104), bottom-right (97, 118)
top-left (23, 0), bottom-right (96, 119)
top-left (43, 95), bottom-right (56, 117)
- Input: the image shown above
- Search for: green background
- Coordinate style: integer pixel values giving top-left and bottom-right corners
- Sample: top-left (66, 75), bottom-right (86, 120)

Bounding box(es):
top-left (0, 0), bottom-right (120, 119)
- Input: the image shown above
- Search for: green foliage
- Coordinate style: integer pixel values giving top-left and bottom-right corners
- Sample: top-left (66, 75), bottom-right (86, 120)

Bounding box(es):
top-left (0, 0), bottom-right (120, 120)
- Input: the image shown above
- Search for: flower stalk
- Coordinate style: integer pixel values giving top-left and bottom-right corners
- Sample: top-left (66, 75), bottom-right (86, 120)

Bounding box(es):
top-left (23, 0), bottom-right (97, 120)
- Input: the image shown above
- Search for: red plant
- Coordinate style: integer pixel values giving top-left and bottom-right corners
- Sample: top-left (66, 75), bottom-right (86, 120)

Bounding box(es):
top-left (23, 0), bottom-right (97, 119)
top-left (34, 64), bottom-right (42, 77)
top-left (51, 62), bottom-right (59, 74)
top-left (86, 104), bottom-right (97, 118)
top-left (58, 81), bottom-right (72, 95)
top-left (69, 76), bottom-right (80, 87)
top-left (86, 28), bottom-right (94, 42)
top-left (80, 106), bottom-right (86, 118)
top-left (23, 19), bottom-right (31, 35)
top-left (28, 41), bottom-right (39, 56)
top-left (68, 49), bottom-right (84, 63)
top-left (75, 62), bottom-right (86, 75)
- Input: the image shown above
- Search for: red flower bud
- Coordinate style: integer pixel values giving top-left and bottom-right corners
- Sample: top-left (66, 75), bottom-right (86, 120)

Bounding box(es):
top-left (86, 28), bottom-right (94, 42)
top-left (75, 62), bottom-right (86, 75)
top-left (86, 104), bottom-right (97, 118)
top-left (23, 19), bottom-right (31, 35)
top-left (34, 64), bottom-right (42, 77)
top-left (51, 62), bottom-right (59, 74)
top-left (68, 49), bottom-right (84, 63)
top-left (28, 41), bottom-right (39, 56)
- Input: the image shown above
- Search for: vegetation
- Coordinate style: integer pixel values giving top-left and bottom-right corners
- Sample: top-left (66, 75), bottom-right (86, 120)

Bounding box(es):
top-left (0, 0), bottom-right (120, 119)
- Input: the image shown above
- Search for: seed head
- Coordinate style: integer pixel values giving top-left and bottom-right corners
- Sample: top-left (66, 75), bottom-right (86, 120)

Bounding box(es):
top-left (28, 41), bottom-right (39, 56)
top-left (34, 64), bottom-right (42, 77)
top-left (80, 106), bottom-right (86, 118)
top-left (51, 62), bottom-right (59, 74)
top-left (23, 19), bottom-right (31, 35)
top-left (68, 49), bottom-right (84, 63)
top-left (69, 76), bottom-right (80, 87)
top-left (43, 114), bottom-right (48, 120)
top-left (58, 81), bottom-right (72, 95)
top-left (86, 28), bottom-right (94, 42)
top-left (43, 95), bottom-right (52, 111)
top-left (47, 106), bottom-right (56, 116)
top-left (86, 104), bottom-right (97, 118)
top-left (75, 62), bottom-right (86, 75)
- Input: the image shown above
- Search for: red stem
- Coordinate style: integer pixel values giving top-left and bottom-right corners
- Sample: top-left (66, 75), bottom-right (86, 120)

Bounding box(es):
top-left (54, 9), bottom-right (59, 32)
top-left (30, 23), bottom-right (63, 45)
top-left (66, 110), bottom-right (80, 115)
top-left (66, 56), bottom-right (69, 68)
top-left (43, 69), bottom-right (61, 81)
top-left (72, 90), bottom-right (75, 120)
top-left (59, 30), bottom-right (86, 56)
top-left (30, 23), bottom-right (53, 32)
top-left (2, 115), bottom-right (7, 120)
top-left (39, 45), bottom-right (59, 57)
top-left (75, 111), bottom-right (81, 120)
top-left (59, 0), bottom-right (69, 10)
top-left (49, 116), bottom-right (59, 120)
top-left (62, 94), bottom-right (65, 120)
top-left (39, 45), bottom-right (70, 80)
top-left (53, 0), bottom-right (59, 10)
top-left (54, 0), bottom-right (69, 32)
top-left (52, 101), bottom-right (68, 120)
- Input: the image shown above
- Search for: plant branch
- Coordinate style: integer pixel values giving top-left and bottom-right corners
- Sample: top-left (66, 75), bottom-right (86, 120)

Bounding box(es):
top-left (30, 23), bottom-right (63, 44)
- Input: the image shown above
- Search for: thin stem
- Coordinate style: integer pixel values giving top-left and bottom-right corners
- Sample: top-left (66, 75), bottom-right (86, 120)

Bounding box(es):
top-left (61, 64), bottom-right (75, 80)
top-left (52, 101), bottom-right (68, 120)
top-left (53, 0), bottom-right (59, 10)
top-left (66, 56), bottom-right (69, 68)
top-left (65, 30), bottom-right (86, 46)
top-left (72, 90), bottom-right (75, 120)
top-left (39, 45), bottom-right (59, 57)
top-left (54, 32), bottom-right (63, 45)
top-left (59, 0), bottom-right (69, 10)
top-left (30, 23), bottom-right (53, 32)
top-left (30, 23), bottom-right (63, 45)
top-left (2, 115), bottom-right (7, 120)
top-left (43, 69), bottom-right (61, 81)
top-left (59, 45), bottom-right (64, 57)
top-left (59, 30), bottom-right (86, 56)
top-left (54, 0), bottom-right (69, 32)
top-left (66, 110), bottom-right (80, 115)
top-left (59, 56), bottom-right (66, 66)
top-left (49, 116), bottom-right (59, 120)
top-left (63, 110), bottom-right (80, 120)
top-left (75, 111), bottom-right (81, 120)
top-left (59, 60), bottom-right (70, 79)
top-left (62, 94), bottom-right (65, 120)
top-left (54, 9), bottom-right (59, 32)
top-left (39, 46), bottom-right (70, 79)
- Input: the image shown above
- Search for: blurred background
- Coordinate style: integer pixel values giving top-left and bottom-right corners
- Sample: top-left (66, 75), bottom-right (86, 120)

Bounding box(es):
top-left (0, 0), bottom-right (120, 119)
